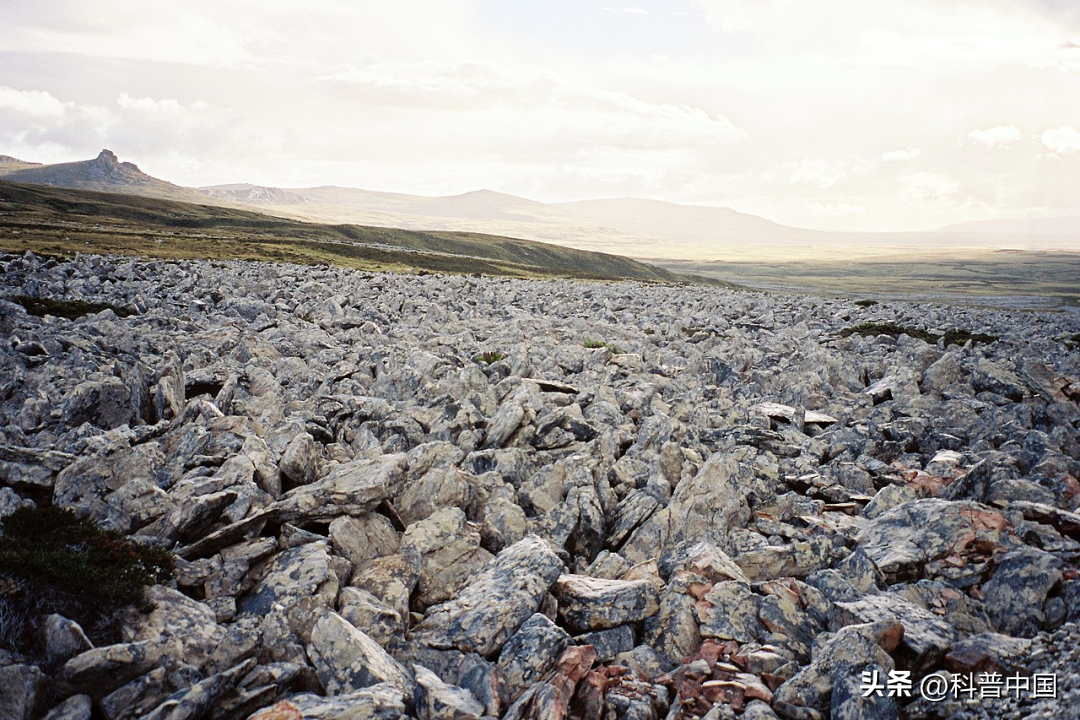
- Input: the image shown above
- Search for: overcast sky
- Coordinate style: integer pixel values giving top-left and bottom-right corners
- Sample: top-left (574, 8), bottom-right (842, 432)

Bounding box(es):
top-left (2, 0), bottom-right (1080, 231)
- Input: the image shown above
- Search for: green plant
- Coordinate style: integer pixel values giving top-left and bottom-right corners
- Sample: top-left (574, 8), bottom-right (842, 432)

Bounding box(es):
top-left (297, 312), bottom-right (315, 323)
top-left (0, 506), bottom-right (174, 614)
top-left (475, 351), bottom-right (506, 364)
top-left (854, 299), bottom-right (878, 307)
top-left (583, 339), bottom-right (607, 349)
top-left (838, 322), bottom-right (998, 347)
top-left (10, 295), bottom-right (136, 320)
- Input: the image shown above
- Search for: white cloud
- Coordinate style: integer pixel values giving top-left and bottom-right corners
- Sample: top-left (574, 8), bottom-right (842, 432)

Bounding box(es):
top-left (805, 202), bottom-right (866, 215)
top-left (602, 7), bottom-right (649, 14)
top-left (900, 172), bottom-right (960, 202)
top-left (881, 148), bottom-right (921, 162)
top-left (1041, 125), bottom-right (1080, 154)
top-left (968, 125), bottom-right (1024, 147)
top-left (0, 86), bottom-right (67, 117)
top-left (783, 156), bottom-right (873, 189)
top-left (117, 94), bottom-right (182, 113)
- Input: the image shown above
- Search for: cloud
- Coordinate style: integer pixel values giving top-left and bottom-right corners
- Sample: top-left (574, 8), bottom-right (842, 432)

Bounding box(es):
top-left (900, 172), bottom-right (960, 202)
top-left (805, 202), bottom-right (866, 215)
top-left (881, 148), bottom-right (921, 162)
top-left (317, 60), bottom-right (747, 156)
top-left (117, 93), bottom-right (182, 113)
top-left (1041, 125), bottom-right (1080, 154)
top-left (0, 86), bottom-right (68, 117)
top-left (783, 156), bottom-right (873, 189)
top-left (968, 125), bottom-right (1024, 147)
top-left (602, 7), bottom-right (649, 14)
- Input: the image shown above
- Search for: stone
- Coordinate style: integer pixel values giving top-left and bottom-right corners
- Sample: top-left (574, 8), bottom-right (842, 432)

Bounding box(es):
top-left (0, 664), bottom-right (47, 720)
top-left (981, 548), bottom-right (1063, 637)
top-left (57, 641), bottom-right (164, 698)
top-left (835, 593), bottom-right (957, 672)
top-left (855, 498), bottom-right (1010, 582)
top-left (140, 658), bottom-right (256, 720)
top-left (497, 613), bottom-right (572, 707)
top-left (274, 684), bottom-right (408, 718)
top-left (412, 664), bottom-right (486, 720)
top-left (699, 581), bottom-right (762, 643)
top-left (41, 694), bottom-right (93, 720)
top-left (120, 586), bottom-right (225, 671)
top-left (552, 574), bottom-right (660, 632)
top-left (306, 612), bottom-right (413, 696)
top-left (412, 535), bottom-right (564, 656)
top-left (329, 513), bottom-right (400, 566)
top-left (273, 454), bottom-right (406, 524)
top-left (279, 432), bottom-right (320, 486)
top-left (402, 507), bottom-right (494, 608)
top-left (44, 613), bottom-right (94, 666)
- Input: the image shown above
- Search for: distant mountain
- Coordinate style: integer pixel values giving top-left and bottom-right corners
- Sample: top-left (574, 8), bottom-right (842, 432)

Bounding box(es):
top-left (1, 150), bottom-right (209, 204)
top-left (0, 155), bottom-right (43, 175)
top-left (7, 149), bottom-right (1078, 261)
top-left (941, 215), bottom-right (1080, 237)
top-left (556, 197), bottom-right (835, 247)
top-left (201, 183), bottom-right (310, 205)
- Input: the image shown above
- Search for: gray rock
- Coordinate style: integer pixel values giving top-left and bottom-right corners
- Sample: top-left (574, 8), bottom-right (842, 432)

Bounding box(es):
top-left (44, 613), bottom-right (94, 666)
top-left (552, 574), bottom-right (660, 632)
top-left (306, 612), bottom-right (413, 696)
top-left (412, 535), bottom-right (564, 656)
top-left (412, 664), bottom-right (486, 720)
top-left (41, 694), bottom-right (93, 720)
top-left (497, 613), bottom-right (572, 706)
top-left (279, 432), bottom-right (320, 486)
top-left (981, 548), bottom-right (1063, 637)
top-left (0, 664), bottom-right (47, 720)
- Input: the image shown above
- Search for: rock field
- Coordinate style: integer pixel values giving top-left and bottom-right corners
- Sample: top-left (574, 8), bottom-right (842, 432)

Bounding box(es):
top-left (1, 251), bottom-right (1079, 720)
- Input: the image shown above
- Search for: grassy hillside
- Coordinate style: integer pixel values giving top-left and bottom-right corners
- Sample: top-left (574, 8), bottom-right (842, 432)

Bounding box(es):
top-left (0, 181), bottom-right (703, 283)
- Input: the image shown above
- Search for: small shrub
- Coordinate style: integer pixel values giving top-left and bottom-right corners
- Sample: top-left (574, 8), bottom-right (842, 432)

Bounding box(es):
top-left (854, 299), bottom-right (878, 307)
top-left (0, 506), bottom-right (175, 651)
top-left (475, 351), bottom-right (506, 364)
top-left (583, 339), bottom-right (607, 349)
top-left (297, 312), bottom-right (315, 323)
top-left (10, 296), bottom-right (136, 319)
top-left (940, 329), bottom-right (1000, 347)
top-left (838, 322), bottom-right (998, 346)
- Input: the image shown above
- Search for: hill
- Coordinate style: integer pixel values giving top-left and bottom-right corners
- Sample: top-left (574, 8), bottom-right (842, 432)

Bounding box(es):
top-left (2, 150), bottom-right (210, 204)
top-left (0, 181), bottom-right (701, 284)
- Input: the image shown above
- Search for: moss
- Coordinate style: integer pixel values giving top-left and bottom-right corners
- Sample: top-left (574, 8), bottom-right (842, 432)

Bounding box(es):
top-left (10, 295), bottom-right (136, 320)
top-left (582, 339), bottom-right (607, 349)
top-left (838, 322), bottom-right (998, 346)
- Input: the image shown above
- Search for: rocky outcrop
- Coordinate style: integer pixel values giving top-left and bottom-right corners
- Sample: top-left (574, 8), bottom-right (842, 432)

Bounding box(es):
top-left (1, 252), bottom-right (1079, 719)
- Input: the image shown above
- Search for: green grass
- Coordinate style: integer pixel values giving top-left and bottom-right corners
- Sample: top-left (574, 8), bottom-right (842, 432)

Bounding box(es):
top-left (9, 295), bottom-right (136, 320)
top-left (838, 322), bottom-right (999, 346)
top-left (475, 351), bottom-right (506, 364)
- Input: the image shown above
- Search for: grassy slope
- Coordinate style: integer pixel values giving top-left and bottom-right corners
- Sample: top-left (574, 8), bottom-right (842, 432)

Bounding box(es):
top-left (0, 181), bottom-right (711, 284)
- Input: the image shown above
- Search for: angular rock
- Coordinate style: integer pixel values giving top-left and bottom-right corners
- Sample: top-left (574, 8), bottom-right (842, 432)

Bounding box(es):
top-left (552, 574), bottom-right (660, 632)
top-left (497, 613), bottom-right (572, 707)
top-left (412, 535), bottom-right (564, 656)
top-left (306, 612), bottom-right (413, 696)
top-left (981, 548), bottom-right (1063, 637)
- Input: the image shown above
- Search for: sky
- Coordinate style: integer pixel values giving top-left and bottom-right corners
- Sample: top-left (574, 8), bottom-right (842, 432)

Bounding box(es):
top-left (2, 0), bottom-right (1080, 232)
